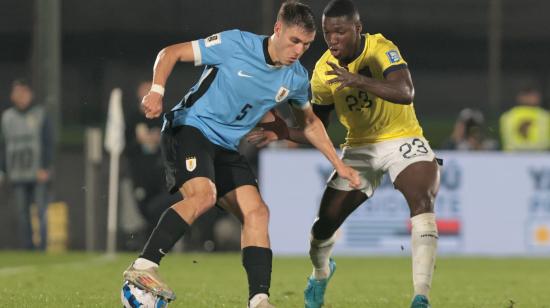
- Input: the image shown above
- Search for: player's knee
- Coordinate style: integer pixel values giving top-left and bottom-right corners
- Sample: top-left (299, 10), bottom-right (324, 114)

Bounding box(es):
top-left (245, 203), bottom-right (270, 226)
top-left (409, 190), bottom-right (436, 216)
top-left (187, 186), bottom-right (217, 208)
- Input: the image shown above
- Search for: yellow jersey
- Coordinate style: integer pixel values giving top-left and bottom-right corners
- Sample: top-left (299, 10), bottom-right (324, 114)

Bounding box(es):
top-left (311, 33), bottom-right (424, 147)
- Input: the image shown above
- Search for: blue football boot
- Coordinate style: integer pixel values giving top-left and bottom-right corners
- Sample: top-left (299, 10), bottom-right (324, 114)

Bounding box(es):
top-left (304, 258), bottom-right (336, 308)
top-left (410, 294), bottom-right (431, 308)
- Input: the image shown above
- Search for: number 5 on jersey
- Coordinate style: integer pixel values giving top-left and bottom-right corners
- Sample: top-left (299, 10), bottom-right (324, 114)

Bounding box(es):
top-left (235, 103), bottom-right (253, 121)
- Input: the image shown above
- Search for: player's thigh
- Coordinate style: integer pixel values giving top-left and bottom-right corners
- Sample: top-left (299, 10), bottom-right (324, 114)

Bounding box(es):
top-left (386, 137), bottom-right (437, 183)
top-left (394, 160), bottom-right (440, 200)
top-left (161, 125), bottom-right (216, 194)
top-left (326, 145), bottom-right (384, 197)
top-left (179, 177), bottom-right (217, 202)
top-left (214, 149), bottom-right (261, 222)
top-left (213, 147), bottom-right (258, 200)
top-left (388, 137), bottom-right (440, 213)
top-left (218, 185), bottom-right (266, 224)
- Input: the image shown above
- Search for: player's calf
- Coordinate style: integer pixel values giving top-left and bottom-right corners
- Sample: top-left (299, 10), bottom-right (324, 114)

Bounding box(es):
top-left (411, 213), bottom-right (438, 298)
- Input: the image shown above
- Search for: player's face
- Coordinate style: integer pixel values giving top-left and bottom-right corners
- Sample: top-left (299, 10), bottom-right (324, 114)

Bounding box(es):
top-left (274, 22), bottom-right (315, 65)
top-left (322, 15), bottom-right (362, 61)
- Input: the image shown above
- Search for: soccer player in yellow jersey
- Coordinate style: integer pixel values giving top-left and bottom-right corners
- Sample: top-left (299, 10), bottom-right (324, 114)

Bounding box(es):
top-left (249, 0), bottom-right (439, 307)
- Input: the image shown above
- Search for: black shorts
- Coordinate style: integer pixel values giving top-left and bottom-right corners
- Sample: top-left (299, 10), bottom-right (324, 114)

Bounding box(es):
top-left (161, 125), bottom-right (257, 197)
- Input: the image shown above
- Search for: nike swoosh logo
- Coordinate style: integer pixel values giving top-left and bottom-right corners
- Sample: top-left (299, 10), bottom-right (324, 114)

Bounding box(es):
top-left (238, 70), bottom-right (253, 78)
top-left (159, 248), bottom-right (167, 255)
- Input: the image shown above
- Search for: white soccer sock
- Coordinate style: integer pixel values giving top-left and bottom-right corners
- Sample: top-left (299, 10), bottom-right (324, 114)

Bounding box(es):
top-left (410, 213), bottom-right (438, 297)
top-left (133, 257), bottom-right (159, 270)
top-left (248, 293), bottom-right (269, 308)
top-left (309, 234), bottom-right (336, 280)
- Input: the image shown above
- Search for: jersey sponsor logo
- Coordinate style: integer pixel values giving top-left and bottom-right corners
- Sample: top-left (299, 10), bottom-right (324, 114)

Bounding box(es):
top-left (275, 86), bottom-right (289, 102)
top-left (385, 50), bottom-right (401, 63)
top-left (186, 156), bottom-right (197, 172)
top-left (237, 70), bottom-right (253, 78)
top-left (205, 33), bottom-right (221, 47)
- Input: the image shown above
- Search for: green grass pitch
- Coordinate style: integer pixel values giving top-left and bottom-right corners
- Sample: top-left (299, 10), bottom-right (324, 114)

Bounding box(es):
top-left (0, 252), bottom-right (548, 307)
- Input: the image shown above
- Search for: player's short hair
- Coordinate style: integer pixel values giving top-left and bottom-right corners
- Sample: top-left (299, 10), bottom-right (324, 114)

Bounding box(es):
top-left (323, 0), bottom-right (360, 21)
top-left (277, 1), bottom-right (316, 33)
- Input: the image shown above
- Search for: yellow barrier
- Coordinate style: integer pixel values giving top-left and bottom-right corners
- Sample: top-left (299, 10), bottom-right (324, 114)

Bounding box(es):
top-left (31, 201), bottom-right (68, 252)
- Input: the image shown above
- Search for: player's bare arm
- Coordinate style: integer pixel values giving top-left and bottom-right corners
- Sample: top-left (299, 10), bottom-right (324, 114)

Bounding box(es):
top-left (301, 105), bottom-right (360, 189)
top-left (246, 111), bottom-right (289, 147)
top-left (247, 105), bottom-right (360, 188)
top-left (142, 42), bottom-right (195, 118)
top-left (287, 104), bottom-right (333, 144)
top-left (246, 104), bottom-right (333, 146)
top-left (325, 61), bottom-right (414, 104)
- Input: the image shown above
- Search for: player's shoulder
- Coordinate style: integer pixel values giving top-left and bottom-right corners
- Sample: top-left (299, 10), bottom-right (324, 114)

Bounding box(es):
top-left (313, 50), bottom-right (335, 73)
top-left (288, 61), bottom-right (309, 80)
top-left (367, 33), bottom-right (399, 50)
top-left (215, 29), bottom-right (261, 49)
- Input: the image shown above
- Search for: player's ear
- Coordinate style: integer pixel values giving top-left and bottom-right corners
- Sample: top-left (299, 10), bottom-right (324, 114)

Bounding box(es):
top-left (273, 21), bottom-right (282, 38)
top-left (356, 21), bottom-right (362, 35)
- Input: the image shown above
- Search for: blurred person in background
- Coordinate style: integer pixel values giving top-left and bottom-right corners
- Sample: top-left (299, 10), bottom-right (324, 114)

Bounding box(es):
top-left (122, 2), bottom-right (360, 308)
top-left (0, 79), bottom-right (54, 250)
top-left (248, 0), bottom-right (439, 307)
top-left (500, 86), bottom-right (550, 151)
top-left (441, 108), bottom-right (498, 151)
top-left (125, 80), bottom-right (181, 231)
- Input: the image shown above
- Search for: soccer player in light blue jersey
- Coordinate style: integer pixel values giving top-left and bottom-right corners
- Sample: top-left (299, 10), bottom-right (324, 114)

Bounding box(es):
top-left (122, 2), bottom-right (361, 308)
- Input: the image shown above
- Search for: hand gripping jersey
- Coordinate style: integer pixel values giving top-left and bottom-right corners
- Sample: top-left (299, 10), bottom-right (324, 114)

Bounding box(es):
top-left (311, 33), bottom-right (424, 147)
top-left (167, 29), bottom-right (310, 151)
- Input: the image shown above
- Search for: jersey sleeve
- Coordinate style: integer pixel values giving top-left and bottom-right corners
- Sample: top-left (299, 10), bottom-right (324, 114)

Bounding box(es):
top-left (310, 64), bottom-right (334, 106)
top-left (191, 29), bottom-right (245, 66)
top-left (372, 38), bottom-right (408, 78)
top-left (288, 77), bottom-right (311, 110)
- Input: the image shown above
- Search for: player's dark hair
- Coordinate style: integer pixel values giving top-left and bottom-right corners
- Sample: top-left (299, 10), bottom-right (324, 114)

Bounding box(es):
top-left (277, 1), bottom-right (316, 33)
top-left (323, 0), bottom-right (360, 21)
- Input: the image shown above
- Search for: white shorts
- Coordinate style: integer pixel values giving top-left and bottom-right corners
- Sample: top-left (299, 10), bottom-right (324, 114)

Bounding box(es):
top-left (327, 136), bottom-right (436, 197)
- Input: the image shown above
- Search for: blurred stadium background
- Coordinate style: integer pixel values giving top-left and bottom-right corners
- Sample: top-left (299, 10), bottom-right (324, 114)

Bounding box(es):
top-left (0, 0), bottom-right (549, 306)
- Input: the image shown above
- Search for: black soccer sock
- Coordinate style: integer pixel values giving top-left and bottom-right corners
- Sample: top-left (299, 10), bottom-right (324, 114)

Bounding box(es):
top-left (139, 208), bottom-right (190, 265)
top-left (242, 246), bottom-right (273, 299)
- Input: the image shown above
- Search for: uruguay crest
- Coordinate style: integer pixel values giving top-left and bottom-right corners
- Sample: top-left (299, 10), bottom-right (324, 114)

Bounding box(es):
top-left (275, 86), bottom-right (289, 102)
top-left (186, 156), bottom-right (197, 172)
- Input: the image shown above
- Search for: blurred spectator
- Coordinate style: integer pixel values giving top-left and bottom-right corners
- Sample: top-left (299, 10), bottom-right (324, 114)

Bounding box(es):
top-left (125, 81), bottom-right (181, 230)
top-left (500, 87), bottom-right (550, 151)
top-left (441, 108), bottom-right (498, 150)
top-left (0, 79), bottom-right (53, 250)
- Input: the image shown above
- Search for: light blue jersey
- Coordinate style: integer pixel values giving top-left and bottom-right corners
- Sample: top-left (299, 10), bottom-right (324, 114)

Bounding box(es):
top-left (166, 29), bottom-right (310, 151)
